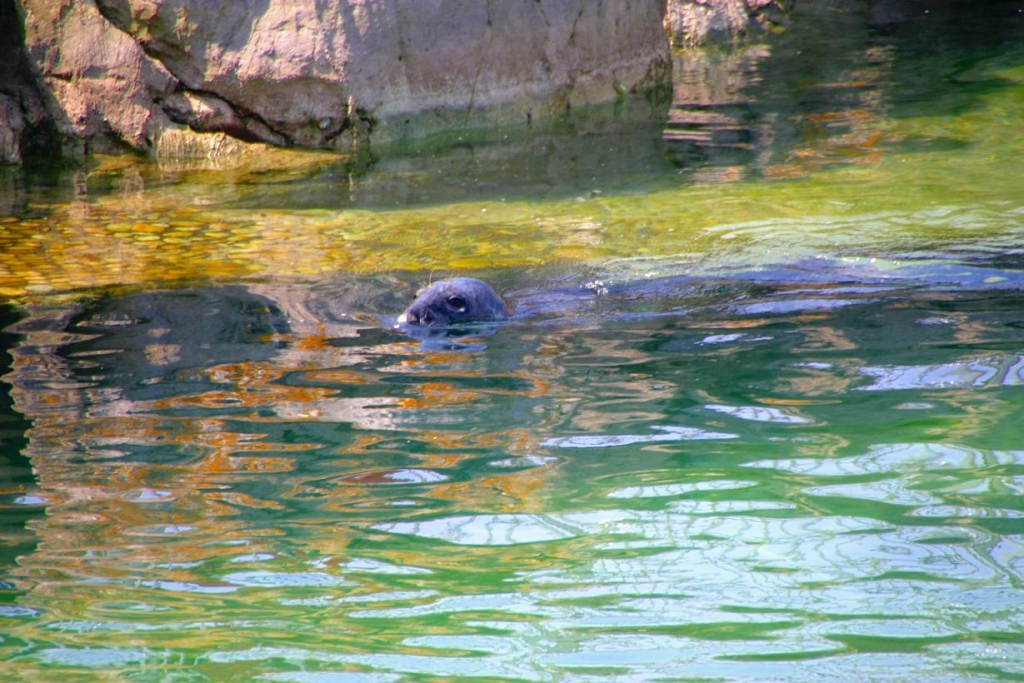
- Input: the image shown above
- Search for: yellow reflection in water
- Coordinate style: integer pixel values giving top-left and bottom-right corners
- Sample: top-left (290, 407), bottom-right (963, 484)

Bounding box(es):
top-left (1, 60), bottom-right (1022, 300)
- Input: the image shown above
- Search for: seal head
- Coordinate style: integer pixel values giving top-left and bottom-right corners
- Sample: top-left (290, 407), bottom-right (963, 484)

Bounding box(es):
top-left (397, 278), bottom-right (514, 327)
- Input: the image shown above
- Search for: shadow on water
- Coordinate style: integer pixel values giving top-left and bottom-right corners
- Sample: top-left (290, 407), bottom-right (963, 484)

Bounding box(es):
top-left (59, 287), bottom-right (291, 403)
top-left (0, 304), bottom-right (37, 583)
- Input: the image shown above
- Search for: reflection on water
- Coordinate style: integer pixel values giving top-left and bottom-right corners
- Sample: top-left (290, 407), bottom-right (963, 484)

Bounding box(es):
top-left (3, 264), bottom-right (1024, 679)
top-left (2, 2), bottom-right (1024, 678)
top-left (664, 0), bottom-right (1024, 186)
top-left (2, 2), bottom-right (1024, 298)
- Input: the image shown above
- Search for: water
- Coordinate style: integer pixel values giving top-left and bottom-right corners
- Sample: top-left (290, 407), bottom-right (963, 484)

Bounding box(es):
top-left (3, 3), bottom-right (1024, 680)
top-left (5, 270), bottom-right (1024, 681)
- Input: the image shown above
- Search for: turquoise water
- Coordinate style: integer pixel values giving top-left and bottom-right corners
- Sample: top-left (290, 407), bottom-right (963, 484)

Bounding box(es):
top-left (4, 270), bottom-right (1024, 680)
top-left (3, 3), bottom-right (1024, 680)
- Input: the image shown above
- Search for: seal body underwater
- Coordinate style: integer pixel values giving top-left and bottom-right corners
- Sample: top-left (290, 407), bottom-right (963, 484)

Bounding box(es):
top-left (397, 277), bottom-right (514, 327)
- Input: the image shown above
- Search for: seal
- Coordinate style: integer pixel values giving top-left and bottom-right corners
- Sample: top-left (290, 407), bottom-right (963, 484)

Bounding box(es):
top-left (397, 277), bottom-right (514, 327)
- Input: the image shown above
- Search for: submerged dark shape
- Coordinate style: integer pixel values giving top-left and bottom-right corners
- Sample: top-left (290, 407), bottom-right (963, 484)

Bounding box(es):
top-left (397, 277), bottom-right (514, 328)
top-left (62, 287), bottom-right (289, 401)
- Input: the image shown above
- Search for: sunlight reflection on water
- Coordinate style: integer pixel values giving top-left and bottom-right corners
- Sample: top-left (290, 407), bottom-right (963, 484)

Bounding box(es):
top-left (4, 5), bottom-right (1024, 678)
top-left (4, 270), bottom-right (1024, 680)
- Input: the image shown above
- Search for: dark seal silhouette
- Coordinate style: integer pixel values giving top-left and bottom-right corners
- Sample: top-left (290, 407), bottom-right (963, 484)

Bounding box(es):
top-left (397, 278), bottom-right (514, 327)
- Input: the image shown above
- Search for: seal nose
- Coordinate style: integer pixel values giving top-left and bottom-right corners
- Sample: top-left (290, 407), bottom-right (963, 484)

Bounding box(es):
top-left (398, 305), bottom-right (434, 327)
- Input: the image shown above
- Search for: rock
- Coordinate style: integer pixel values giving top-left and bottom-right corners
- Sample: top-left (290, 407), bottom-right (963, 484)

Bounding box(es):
top-left (17, 0), bottom-right (177, 154)
top-left (1, 0), bottom-right (47, 162)
top-left (153, 128), bottom-right (259, 161)
top-left (0, 94), bottom-right (24, 164)
top-left (665, 0), bottom-right (790, 47)
top-left (11, 0), bottom-right (671, 159)
top-left (161, 90), bottom-right (289, 147)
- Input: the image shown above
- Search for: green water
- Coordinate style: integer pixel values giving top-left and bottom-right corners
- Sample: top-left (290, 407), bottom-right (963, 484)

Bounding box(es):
top-left (3, 4), bottom-right (1024, 680)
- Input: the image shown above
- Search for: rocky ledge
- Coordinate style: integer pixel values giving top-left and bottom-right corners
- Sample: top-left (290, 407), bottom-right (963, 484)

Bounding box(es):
top-left (2, 0), bottom-right (672, 162)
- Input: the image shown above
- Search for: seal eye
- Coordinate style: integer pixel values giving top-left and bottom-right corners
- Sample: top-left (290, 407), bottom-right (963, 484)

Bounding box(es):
top-left (447, 295), bottom-right (467, 312)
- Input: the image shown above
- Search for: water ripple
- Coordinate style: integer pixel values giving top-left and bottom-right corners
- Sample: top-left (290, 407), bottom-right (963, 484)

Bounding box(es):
top-left (375, 514), bottom-right (589, 546)
top-left (859, 354), bottom-right (1024, 390)
top-left (222, 571), bottom-right (353, 588)
top-left (744, 442), bottom-right (1024, 475)
top-left (542, 425), bottom-right (737, 449)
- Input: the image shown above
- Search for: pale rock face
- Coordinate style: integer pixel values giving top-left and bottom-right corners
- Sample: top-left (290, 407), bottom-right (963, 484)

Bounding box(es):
top-left (665, 0), bottom-right (789, 47)
top-left (13, 0), bottom-right (671, 157)
top-left (17, 0), bottom-right (176, 153)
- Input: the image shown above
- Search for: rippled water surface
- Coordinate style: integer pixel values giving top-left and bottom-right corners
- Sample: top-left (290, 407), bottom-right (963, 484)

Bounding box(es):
top-left (3, 4), bottom-right (1024, 680)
